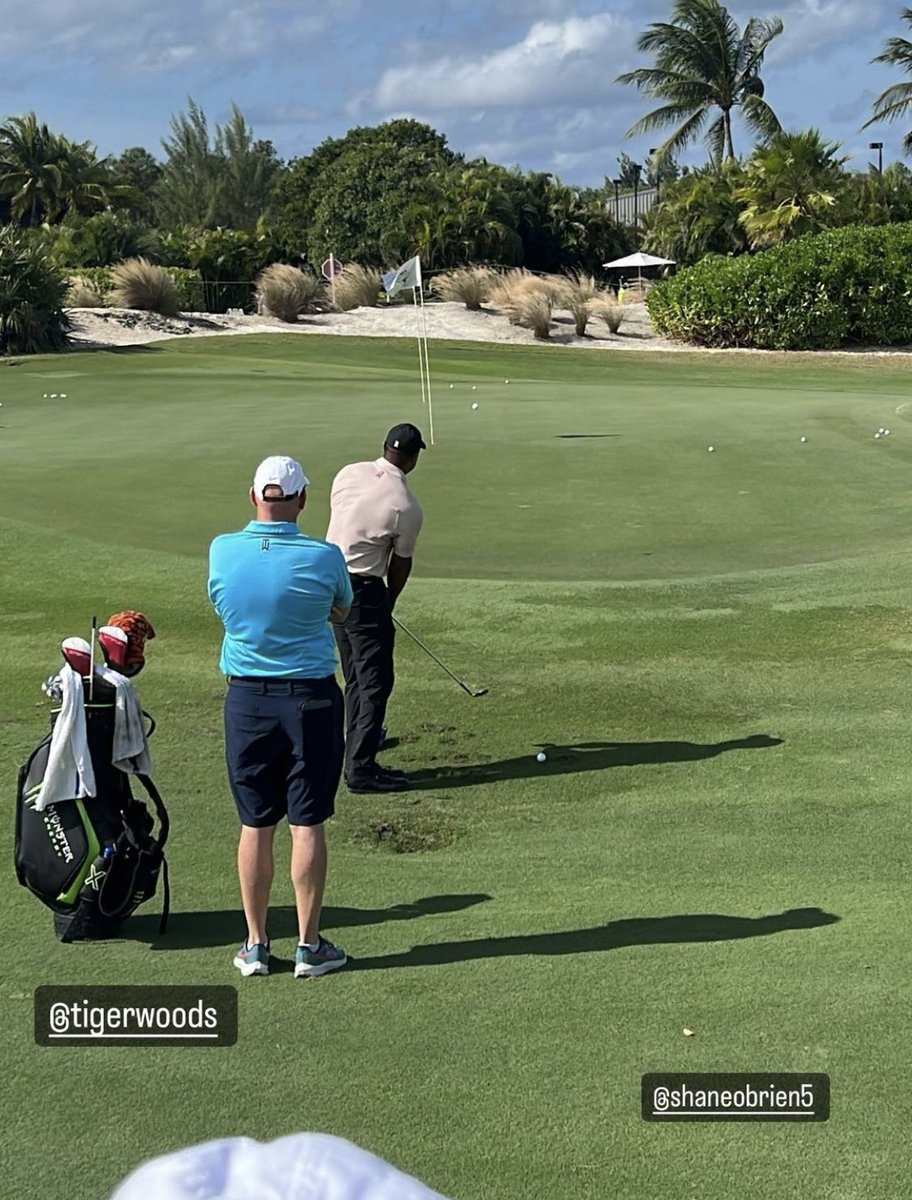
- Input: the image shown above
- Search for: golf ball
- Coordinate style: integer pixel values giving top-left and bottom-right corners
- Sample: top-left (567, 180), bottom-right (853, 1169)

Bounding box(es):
top-left (536, 751), bottom-right (547, 763)
top-left (61, 393), bottom-right (67, 398)
top-left (472, 385), bottom-right (477, 391)
top-left (875, 432), bottom-right (882, 439)
top-left (800, 436), bottom-right (807, 443)
top-left (707, 445), bottom-right (715, 452)
top-left (50, 393), bottom-right (57, 399)
top-left (449, 384), bottom-right (454, 389)
top-left (885, 429), bottom-right (891, 436)
top-left (471, 402), bottom-right (478, 410)
top-left (504, 379), bottom-right (510, 384)
top-left (42, 393), bottom-right (48, 398)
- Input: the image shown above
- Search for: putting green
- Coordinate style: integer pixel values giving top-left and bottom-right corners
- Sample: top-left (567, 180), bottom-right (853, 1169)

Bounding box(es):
top-left (1, 336), bottom-right (910, 1200)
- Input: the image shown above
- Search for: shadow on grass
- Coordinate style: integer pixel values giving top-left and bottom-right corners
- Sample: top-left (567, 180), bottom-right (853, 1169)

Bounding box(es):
top-left (409, 734), bottom-right (782, 792)
top-left (555, 433), bottom-right (621, 439)
top-left (67, 343), bottom-right (164, 356)
top-left (123, 892), bottom-right (492, 950)
top-left (347, 907), bottom-right (840, 972)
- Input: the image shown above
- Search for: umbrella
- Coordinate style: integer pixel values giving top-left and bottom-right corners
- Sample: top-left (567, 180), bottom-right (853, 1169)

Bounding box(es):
top-left (602, 251), bottom-right (676, 289)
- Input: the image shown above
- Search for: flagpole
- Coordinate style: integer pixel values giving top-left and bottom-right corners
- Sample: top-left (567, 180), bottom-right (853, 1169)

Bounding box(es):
top-left (418, 283), bottom-right (434, 445)
top-left (413, 287), bottom-right (427, 408)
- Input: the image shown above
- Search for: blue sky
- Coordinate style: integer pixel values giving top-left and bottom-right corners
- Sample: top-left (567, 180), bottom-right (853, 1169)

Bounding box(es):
top-left (0, 0), bottom-right (907, 183)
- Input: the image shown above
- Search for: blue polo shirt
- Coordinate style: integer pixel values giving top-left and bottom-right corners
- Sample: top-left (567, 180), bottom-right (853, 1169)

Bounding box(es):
top-left (208, 521), bottom-right (353, 678)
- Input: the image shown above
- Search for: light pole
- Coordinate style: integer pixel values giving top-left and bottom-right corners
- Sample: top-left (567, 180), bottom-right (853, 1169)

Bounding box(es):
top-left (869, 141), bottom-right (884, 174)
top-left (649, 148), bottom-right (660, 202)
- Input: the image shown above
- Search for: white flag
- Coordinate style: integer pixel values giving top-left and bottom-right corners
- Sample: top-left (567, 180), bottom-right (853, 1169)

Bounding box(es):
top-left (383, 255), bottom-right (422, 298)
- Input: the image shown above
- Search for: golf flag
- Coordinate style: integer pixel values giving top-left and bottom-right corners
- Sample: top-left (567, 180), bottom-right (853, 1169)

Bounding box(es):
top-left (383, 255), bottom-right (422, 298)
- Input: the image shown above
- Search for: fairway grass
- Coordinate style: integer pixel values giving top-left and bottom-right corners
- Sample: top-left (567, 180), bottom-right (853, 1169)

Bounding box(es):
top-left (1, 337), bottom-right (910, 1199)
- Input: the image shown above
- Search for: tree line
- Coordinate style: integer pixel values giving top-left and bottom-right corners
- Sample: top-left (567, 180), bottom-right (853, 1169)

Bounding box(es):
top-left (1, 0), bottom-right (910, 279)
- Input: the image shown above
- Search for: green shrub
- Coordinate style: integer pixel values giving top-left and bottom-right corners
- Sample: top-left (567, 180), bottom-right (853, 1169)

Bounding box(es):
top-left (646, 223), bottom-right (912, 350)
top-left (0, 226), bottom-right (69, 355)
top-left (255, 263), bottom-right (323, 321)
top-left (109, 257), bottom-right (179, 316)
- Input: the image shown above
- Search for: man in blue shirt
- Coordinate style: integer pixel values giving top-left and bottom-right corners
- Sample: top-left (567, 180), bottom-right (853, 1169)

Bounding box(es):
top-left (208, 455), bottom-right (353, 980)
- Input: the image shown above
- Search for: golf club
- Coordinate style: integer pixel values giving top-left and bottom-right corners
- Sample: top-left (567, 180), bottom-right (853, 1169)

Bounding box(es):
top-left (98, 624), bottom-right (129, 672)
top-left (61, 636), bottom-right (92, 676)
top-left (392, 615), bottom-right (488, 697)
top-left (89, 615), bottom-right (97, 700)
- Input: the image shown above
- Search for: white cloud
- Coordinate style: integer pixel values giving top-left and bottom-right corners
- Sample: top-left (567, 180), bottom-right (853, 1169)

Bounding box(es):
top-left (758, 0), bottom-right (887, 62)
top-left (0, 0), bottom-right (359, 72)
top-left (374, 12), bottom-right (633, 111)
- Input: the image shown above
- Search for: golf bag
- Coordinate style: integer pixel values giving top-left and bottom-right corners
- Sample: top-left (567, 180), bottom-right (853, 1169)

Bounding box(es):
top-left (14, 676), bottom-right (170, 942)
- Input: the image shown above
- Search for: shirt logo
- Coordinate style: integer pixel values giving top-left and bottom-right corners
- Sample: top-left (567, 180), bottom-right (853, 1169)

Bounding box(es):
top-left (261, 539), bottom-right (270, 551)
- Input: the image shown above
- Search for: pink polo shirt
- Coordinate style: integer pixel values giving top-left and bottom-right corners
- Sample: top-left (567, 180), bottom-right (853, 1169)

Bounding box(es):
top-left (326, 458), bottom-right (424, 578)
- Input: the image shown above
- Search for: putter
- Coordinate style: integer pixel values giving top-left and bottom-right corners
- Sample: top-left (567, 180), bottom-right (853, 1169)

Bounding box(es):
top-left (392, 616), bottom-right (488, 697)
top-left (98, 625), bottom-right (129, 672)
top-left (61, 636), bottom-right (92, 676)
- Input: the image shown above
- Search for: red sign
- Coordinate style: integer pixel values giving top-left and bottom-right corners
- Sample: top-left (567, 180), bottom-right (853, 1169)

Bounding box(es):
top-left (322, 256), bottom-right (343, 280)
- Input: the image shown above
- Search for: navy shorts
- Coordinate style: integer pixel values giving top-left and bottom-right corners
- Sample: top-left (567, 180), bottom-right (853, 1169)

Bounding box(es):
top-left (224, 675), bottom-right (344, 827)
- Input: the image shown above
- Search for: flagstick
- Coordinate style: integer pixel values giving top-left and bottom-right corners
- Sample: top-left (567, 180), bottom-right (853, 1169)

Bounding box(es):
top-left (413, 287), bottom-right (427, 408)
top-left (418, 284), bottom-right (434, 445)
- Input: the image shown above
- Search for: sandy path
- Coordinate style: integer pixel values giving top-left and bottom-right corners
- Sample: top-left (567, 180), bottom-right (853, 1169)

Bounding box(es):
top-left (65, 302), bottom-right (912, 360)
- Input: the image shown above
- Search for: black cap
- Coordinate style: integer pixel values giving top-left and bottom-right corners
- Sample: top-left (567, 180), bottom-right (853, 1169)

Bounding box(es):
top-left (384, 423), bottom-right (427, 455)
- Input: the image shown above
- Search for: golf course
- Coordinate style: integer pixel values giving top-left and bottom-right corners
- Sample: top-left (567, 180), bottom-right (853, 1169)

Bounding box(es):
top-left (2, 334), bottom-right (910, 1199)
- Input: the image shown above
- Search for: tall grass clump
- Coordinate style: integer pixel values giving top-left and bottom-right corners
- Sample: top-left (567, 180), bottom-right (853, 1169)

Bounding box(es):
top-left (430, 266), bottom-right (496, 310)
top-left (255, 263), bottom-right (322, 322)
top-left (65, 276), bottom-right (105, 308)
top-left (559, 270), bottom-right (604, 336)
top-left (109, 257), bottom-right (179, 316)
top-left (332, 264), bottom-right (381, 311)
top-left (490, 270), bottom-right (554, 339)
top-left (594, 300), bottom-right (629, 335)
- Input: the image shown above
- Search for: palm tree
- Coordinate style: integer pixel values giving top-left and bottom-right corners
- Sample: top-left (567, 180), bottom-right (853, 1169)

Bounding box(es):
top-left (0, 113), bottom-right (65, 226)
top-left (618, 0), bottom-right (784, 164)
top-left (736, 129), bottom-right (848, 248)
top-left (863, 8), bottom-right (912, 154)
top-left (641, 162), bottom-right (749, 263)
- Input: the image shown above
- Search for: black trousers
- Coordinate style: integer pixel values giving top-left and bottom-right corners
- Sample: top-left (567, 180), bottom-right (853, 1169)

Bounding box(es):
top-left (334, 575), bottom-right (395, 781)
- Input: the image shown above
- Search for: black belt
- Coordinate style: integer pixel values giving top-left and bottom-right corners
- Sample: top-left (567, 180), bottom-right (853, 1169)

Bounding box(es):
top-left (227, 675), bottom-right (335, 694)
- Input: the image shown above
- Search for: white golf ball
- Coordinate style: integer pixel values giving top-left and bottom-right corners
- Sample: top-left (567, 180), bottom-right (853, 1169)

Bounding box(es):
top-left (885, 429), bottom-right (891, 436)
top-left (875, 432), bottom-right (882, 439)
top-left (504, 379), bottom-right (510, 384)
top-left (471, 385), bottom-right (477, 391)
top-left (60, 393), bottom-right (67, 398)
top-left (878, 427), bottom-right (885, 434)
top-left (707, 445), bottom-right (715, 452)
top-left (471, 402), bottom-right (478, 410)
top-left (449, 384), bottom-right (454, 389)
top-left (800, 436), bottom-right (807, 443)
top-left (536, 751), bottom-right (547, 763)
top-left (42, 393), bottom-right (48, 398)
top-left (50, 393), bottom-right (57, 399)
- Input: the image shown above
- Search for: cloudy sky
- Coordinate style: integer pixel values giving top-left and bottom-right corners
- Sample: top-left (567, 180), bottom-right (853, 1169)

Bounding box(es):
top-left (0, 0), bottom-right (907, 182)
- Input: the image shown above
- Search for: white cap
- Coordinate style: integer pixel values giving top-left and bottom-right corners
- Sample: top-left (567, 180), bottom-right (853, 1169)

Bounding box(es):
top-left (252, 455), bottom-right (309, 501)
top-left (109, 1133), bottom-right (449, 1200)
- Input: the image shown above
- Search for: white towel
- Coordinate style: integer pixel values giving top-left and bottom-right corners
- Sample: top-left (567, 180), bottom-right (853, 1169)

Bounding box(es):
top-left (36, 665), bottom-right (95, 811)
top-left (97, 665), bottom-right (153, 776)
top-left (109, 1133), bottom-right (448, 1200)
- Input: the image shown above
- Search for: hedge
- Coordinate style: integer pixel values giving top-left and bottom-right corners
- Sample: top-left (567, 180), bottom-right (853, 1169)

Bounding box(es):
top-left (645, 223), bottom-right (912, 350)
top-left (65, 266), bottom-right (205, 313)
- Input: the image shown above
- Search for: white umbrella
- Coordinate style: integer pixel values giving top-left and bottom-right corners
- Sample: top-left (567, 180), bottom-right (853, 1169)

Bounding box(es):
top-left (602, 251), bottom-right (676, 288)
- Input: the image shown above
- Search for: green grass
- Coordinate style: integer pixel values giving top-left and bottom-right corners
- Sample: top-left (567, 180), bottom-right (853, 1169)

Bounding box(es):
top-left (1, 336), bottom-right (911, 1199)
